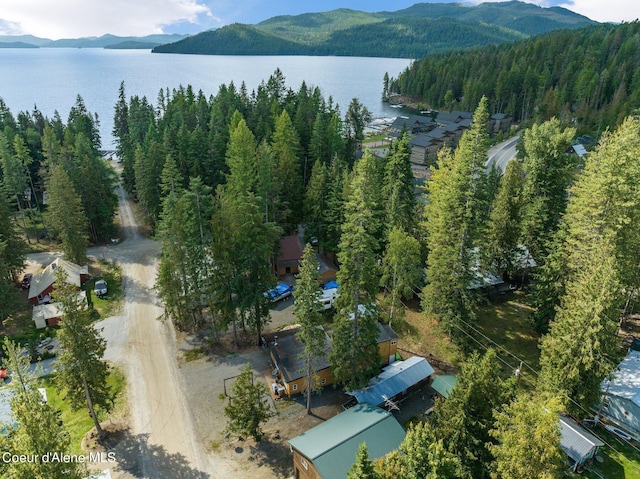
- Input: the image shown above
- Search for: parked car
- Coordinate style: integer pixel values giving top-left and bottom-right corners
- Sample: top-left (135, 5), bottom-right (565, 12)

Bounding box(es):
top-left (21, 273), bottom-right (33, 289)
top-left (94, 279), bottom-right (108, 297)
top-left (264, 282), bottom-right (293, 302)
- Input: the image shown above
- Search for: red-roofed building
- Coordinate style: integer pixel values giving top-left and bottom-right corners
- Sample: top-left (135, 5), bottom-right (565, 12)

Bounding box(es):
top-left (276, 235), bottom-right (303, 277)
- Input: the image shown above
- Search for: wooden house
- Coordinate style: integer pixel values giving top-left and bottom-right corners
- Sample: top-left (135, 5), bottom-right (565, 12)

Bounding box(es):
top-left (28, 258), bottom-right (89, 305)
top-left (269, 327), bottom-right (334, 398)
top-left (275, 235), bottom-right (303, 277)
top-left (288, 403), bottom-right (405, 479)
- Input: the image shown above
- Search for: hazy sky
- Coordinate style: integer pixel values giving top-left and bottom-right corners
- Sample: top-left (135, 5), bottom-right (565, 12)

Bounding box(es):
top-left (0, 0), bottom-right (637, 39)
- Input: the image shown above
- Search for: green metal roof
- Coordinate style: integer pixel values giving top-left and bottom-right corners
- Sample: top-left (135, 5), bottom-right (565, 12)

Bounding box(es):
top-left (288, 403), bottom-right (405, 479)
top-left (431, 375), bottom-right (457, 399)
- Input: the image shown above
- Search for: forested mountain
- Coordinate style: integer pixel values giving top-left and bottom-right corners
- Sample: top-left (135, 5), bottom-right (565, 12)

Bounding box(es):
top-left (153, 1), bottom-right (595, 58)
top-left (389, 21), bottom-right (640, 132)
top-left (0, 33), bottom-right (188, 49)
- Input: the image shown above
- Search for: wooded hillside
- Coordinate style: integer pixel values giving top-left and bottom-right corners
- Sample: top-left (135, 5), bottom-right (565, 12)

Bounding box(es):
top-left (389, 21), bottom-right (640, 131)
top-left (153, 1), bottom-right (594, 58)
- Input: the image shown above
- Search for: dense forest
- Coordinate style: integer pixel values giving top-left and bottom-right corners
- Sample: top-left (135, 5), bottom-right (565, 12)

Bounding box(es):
top-left (1, 15), bottom-right (640, 474)
top-left (153, 1), bottom-right (594, 58)
top-left (110, 65), bottom-right (640, 475)
top-left (389, 21), bottom-right (640, 132)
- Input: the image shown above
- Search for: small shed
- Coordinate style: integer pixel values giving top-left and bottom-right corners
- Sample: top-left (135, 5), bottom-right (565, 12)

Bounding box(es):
top-left (276, 235), bottom-right (303, 277)
top-left (288, 403), bottom-right (405, 479)
top-left (431, 374), bottom-right (457, 399)
top-left (559, 416), bottom-right (604, 472)
top-left (348, 356), bottom-right (434, 407)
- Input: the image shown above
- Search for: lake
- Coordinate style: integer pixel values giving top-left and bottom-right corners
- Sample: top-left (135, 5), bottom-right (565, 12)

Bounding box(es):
top-left (0, 49), bottom-right (413, 148)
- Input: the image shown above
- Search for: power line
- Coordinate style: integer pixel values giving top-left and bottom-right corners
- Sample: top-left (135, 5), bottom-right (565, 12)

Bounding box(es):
top-left (449, 321), bottom-right (640, 473)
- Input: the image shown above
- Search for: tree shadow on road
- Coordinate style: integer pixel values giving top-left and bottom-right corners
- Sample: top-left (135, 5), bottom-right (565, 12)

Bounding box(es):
top-left (102, 425), bottom-right (210, 478)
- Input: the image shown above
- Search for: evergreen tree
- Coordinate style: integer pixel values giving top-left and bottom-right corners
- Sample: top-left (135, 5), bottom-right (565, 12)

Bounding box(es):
top-left (377, 421), bottom-right (462, 479)
top-left (421, 98), bottom-right (490, 342)
top-left (0, 339), bottom-right (84, 479)
top-left (519, 118), bottom-right (576, 263)
top-left (344, 98), bottom-right (372, 161)
top-left (329, 152), bottom-right (382, 390)
top-left (225, 114), bottom-right (257, 196)
top-left (324, 155), bottom-right (349, 255)
top-left (531, 116), bottom-right (640, 332)
top-left (383, 132), bottom-right (416, 234)
top-left (538, 242), bottom-right (621, 417)
top-left (222, 364), bottom-right (272, 441)
top-left (303, 159), bottom-right (328, 244)
top-left (347, 443), bottom-right (380, 479)
top-left (489, 395), bottom-right (564, 479)
top-left (380, 227), bottom-right (422, 326)
top-left (293, 244), bottom-right (326, 414)
top-left (45, 164), bottom-right (88, 265)
top-left (484, 160), bottom-right (525, 280)
top-left (272, 109), bottom-right (303, 231)
top-left (54, 270), bottom-right (112, 439)
top-left (432, 349), bottom-right (514, 479)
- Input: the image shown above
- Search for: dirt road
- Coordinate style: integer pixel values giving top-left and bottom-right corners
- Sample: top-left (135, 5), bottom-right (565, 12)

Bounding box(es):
top-left (96, 185), bottom-right (236, 478)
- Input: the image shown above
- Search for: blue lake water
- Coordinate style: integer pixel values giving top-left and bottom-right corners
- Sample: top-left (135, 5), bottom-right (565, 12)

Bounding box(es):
top-left (0, 48), bottom-right (413, 148)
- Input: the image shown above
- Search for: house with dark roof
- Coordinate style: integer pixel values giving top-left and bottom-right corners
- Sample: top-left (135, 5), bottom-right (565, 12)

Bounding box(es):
top-left (27, 258), bottom-right (90, 305)
top-left (288, 403), bottom-right (405, 479)
top-left (275, 235), bottom-right (303, 277)
top-left (269, 327), bottom-right (334, 398)
top-left (489, 113), bottom-right (513, 133)
top-left (389, 115), bottom-right (435, 135)
top-left (347, 356), bottom-right (434, 408)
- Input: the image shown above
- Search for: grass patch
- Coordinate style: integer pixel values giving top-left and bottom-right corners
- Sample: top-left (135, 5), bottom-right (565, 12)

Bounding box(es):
top-left (390, 297), bottom-right (462, 367)
top-left (575, 426), bottom-right (640, 479)
top-left (474, 291), bottom-right (541, 379)
top-left (182, 348), bottom-right (205, 362)
top-left (87, 259), bottom-right (123, 319)
top-left (38, 366), bottom-right (127, 454)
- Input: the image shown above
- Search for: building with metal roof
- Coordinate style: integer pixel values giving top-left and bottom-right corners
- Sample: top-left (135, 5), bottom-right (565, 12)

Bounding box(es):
top-left (28, 257), bottom-right (89, 305)
top-left (347, 356), bottom-right (434, 407)
top-left (431, 374), bottom-right (457, 399)
top-left (559, 416), bottom-right (604, 472)
top-left (288, 403), bottom-right (405, 479)
top-left (601, 350), bottom-right (640, 435)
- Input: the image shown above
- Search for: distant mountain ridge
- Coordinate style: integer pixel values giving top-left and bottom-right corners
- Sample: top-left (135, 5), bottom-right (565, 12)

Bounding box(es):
top-left (0, 33), bottom-right (189, 49)
top-left (153, 1), bottom-right (596, 58)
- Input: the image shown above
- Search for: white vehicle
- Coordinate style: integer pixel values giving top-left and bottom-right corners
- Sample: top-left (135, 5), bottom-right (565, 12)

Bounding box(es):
top-left (94, 279), bottom-right (108, 297)
top-left (319, 288), bottom-right (338, 310)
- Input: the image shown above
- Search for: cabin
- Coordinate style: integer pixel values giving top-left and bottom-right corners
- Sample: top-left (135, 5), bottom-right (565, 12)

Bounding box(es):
top-left (288, 403), bottom-right (405, 479)
top-left (269, 327), bottom-right (334, 398)
top-left (377, 322), bottom-right (399, 366)
top-left (27, 258), bottom-right (89, 305)
top-left (275, 235), bottom-right (304, 277)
